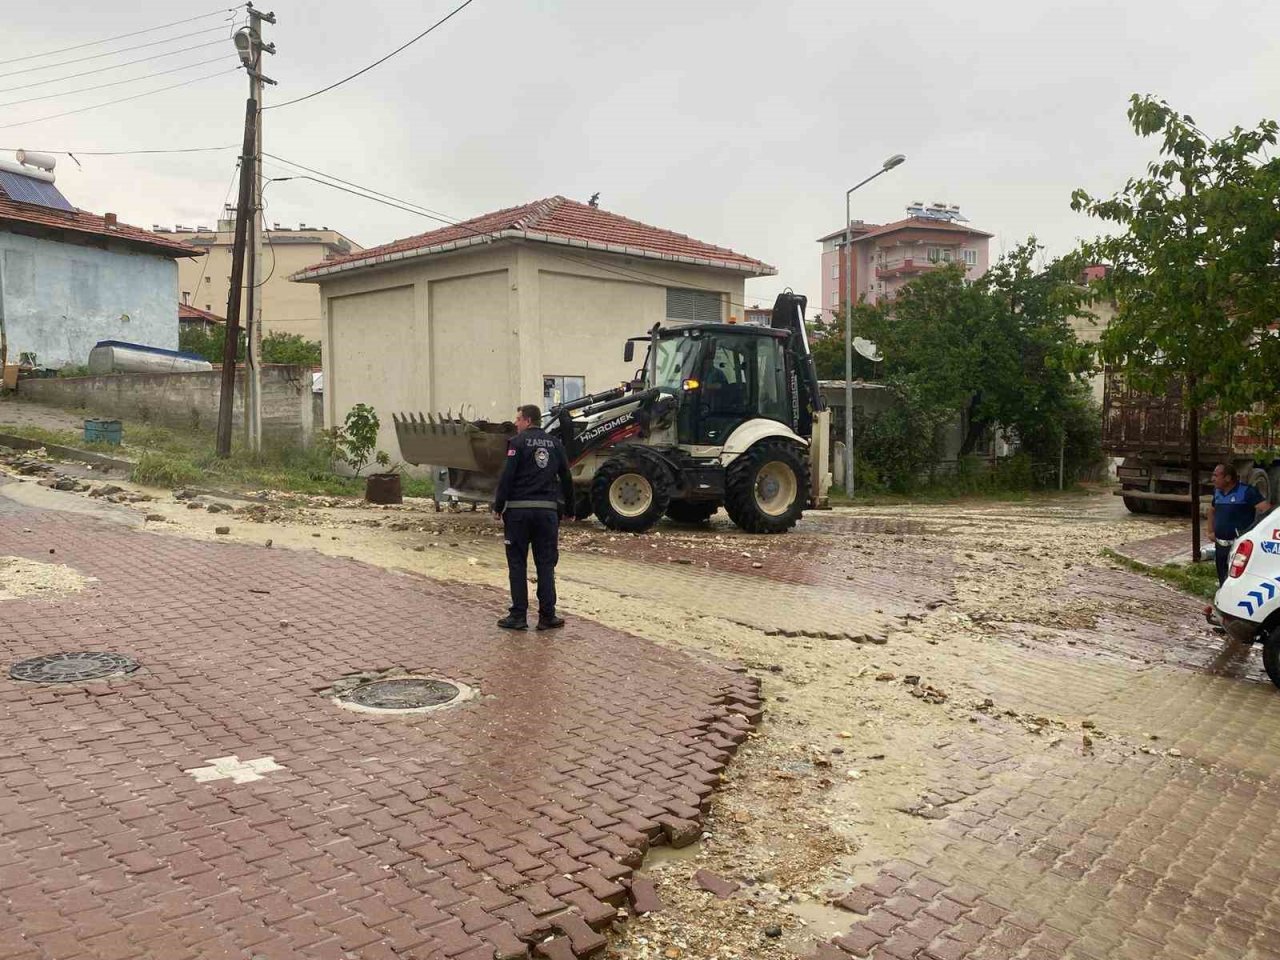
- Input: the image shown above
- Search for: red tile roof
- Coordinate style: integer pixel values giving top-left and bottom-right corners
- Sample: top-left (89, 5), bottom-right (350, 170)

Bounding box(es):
top-left (0, 192), bottom-right (198, 258)
top-left (853, 217), bottom-right (994, 243)
top-left (178, 302), bottom-right (224, 323)
top-left (816, 223), bottom-right (881, 243)
top-left (294, 195), bottom-right (774, 280)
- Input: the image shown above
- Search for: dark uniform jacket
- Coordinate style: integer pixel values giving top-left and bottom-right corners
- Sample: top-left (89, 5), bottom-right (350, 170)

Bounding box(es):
top-left (494, 426), bottom-right (574, 513)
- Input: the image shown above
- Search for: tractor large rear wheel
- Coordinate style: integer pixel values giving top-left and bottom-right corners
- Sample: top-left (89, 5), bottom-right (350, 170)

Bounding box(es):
top-left (591, 456), bottom-right (671, 533)
top-left (724, 439), bottom-right (808, 534)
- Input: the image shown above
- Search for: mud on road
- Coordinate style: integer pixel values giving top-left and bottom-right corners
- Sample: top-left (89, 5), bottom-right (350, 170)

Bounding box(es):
top-left (2, 463), bottom-right (1269, 959)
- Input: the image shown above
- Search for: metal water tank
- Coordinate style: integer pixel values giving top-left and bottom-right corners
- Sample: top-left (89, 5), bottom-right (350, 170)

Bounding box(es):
top-left (87, 340), bottom-right (213, 375)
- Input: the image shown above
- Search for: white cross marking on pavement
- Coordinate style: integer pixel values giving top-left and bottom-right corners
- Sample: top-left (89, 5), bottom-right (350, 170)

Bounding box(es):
top-left (183, 755), bottom-right (285, 784)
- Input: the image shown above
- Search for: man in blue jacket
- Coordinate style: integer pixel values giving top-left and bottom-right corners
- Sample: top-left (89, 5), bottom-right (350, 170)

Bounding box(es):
top-left (1208, 463), bottom-right (1272, 584)
top-left (493, 404), bottom-right (575, 631)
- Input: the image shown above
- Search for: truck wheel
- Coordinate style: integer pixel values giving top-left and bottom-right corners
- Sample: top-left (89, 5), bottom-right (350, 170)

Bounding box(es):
top-left (1121, 491), bottom-right (1148, 514)
top-left (591, 456), bottom-right (671, 532)
top-left (724, 439), bottom-right (808, 534)
top-left (1248, 467), bottom-right (1270, 503)
top-left (666, 501), bottom-right (719, 525)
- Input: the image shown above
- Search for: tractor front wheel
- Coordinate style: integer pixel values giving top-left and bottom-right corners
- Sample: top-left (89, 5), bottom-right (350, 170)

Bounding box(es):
top-left (724, 440), bottom-right (808, 534)
top-left (591, 456), bottom-right (671, 532)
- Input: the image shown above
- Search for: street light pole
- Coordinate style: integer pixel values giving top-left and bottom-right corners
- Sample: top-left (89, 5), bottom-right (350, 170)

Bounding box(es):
top-left (843, 154), bottom-right (905, 496)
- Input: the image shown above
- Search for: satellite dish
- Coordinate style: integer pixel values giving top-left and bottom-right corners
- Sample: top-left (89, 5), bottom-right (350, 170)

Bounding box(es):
top-left (853, 337), bottom-right (883, 362)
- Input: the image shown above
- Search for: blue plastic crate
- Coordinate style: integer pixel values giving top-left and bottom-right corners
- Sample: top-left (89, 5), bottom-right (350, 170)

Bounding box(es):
top-left (84, 419), bottom-right (122, 445)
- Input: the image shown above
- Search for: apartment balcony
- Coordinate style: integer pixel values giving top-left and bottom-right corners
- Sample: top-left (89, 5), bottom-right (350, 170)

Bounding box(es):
top-left (875, 258), bottom-right (932, 278)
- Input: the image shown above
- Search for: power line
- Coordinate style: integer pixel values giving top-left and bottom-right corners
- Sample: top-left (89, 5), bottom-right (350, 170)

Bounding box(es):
top-left (0, 39), bottom-right (232, 96)
top-left (0, 56), bottom-right (234, 109)
top-left (263, 152), bottom-right (457, 223)
top-left (263, 161), bottom-right (773, 312)
top-left (184, 160), bottom-right (243, 311)
top-left (0, 24), bottom-right (236, 80)
top-left (0, 144), bottom-right (236, 156)
top-left (0, 6), bottom-right (245, 67)
top-left (264, 0), bottom-right (479, 111)
top-left (0, 68), bottom-right (240, 130)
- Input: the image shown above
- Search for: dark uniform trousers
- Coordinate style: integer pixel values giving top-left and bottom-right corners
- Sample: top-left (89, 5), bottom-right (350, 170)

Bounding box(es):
top-left (503, 508), bottom-right (560, 618)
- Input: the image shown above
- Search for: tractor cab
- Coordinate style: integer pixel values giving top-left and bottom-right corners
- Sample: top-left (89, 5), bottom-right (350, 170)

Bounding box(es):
top-left (631, 325), bottom-right (795, 448)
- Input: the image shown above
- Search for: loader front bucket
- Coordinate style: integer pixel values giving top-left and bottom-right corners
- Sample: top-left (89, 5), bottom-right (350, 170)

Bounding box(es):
top-left (392, 413), bottom-right (514, 475)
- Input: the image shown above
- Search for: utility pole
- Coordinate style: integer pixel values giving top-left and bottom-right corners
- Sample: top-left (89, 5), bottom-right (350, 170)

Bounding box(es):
top-left (215, 101), bottom-right (257, 457)
top-left (841, 154), bottom-right (906, 496)
top-left (236, 3), bottom-right (276, 452)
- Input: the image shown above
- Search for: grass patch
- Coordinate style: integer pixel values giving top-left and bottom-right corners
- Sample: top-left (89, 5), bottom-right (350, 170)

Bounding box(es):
top-left (1103, 547), bottom-right (1219, 601)
top-left (0, 419), bottom-right (432, 499)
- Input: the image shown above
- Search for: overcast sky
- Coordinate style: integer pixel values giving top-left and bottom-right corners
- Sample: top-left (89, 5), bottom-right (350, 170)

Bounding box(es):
top-left (3, 0), bottom-right (1279, 312)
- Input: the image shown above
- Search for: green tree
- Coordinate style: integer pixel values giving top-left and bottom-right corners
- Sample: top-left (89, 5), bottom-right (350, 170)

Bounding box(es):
top-left (809, 306), bottom-right (882, 381)
top-left (261, 332), bottom-right (322, 366)
top-left (859, 241), bottom-right (1095, 474)
top-left (179, 324), bottom-right (244, 364)
top-left (1072, 94), bottom-right (1280, 553)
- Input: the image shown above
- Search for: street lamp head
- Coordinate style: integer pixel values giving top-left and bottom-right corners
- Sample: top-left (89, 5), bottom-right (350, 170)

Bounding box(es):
top-left (882, 154), bottom-right (906, 170)
top-left (233, 28), bottom-right (256, 68)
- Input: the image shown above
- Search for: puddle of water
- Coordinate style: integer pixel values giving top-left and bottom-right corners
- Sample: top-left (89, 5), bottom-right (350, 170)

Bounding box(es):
top-left (642, 841), bottom-right (703, 869)
top-left (784, 898), bottom-right (855, 945)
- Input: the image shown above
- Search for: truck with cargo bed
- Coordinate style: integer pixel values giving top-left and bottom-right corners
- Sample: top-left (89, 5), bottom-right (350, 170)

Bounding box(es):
top-left (1103, 370), bottom-right (1280, 513)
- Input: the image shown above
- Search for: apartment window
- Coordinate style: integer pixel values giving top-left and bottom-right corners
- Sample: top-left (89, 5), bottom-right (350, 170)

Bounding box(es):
top-left (543, 375), bottom-right (586, 410)
top-left (831, 291), bottom-right (838, 307)
top-left (666, 287), bottom-right (723, 324)
top-left (926, 247), bottom-right (940, 263)
top-left (963, 248), bottom-right (977, 266)
top-left (831, 262), bottom-right (838, 280)
top-left (942, 249), bottom-right (953, 262)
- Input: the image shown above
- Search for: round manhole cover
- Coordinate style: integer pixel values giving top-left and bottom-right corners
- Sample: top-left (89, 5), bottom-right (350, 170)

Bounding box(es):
top-left (10, 652), bottom-right (139, 683)
top-left (340, 677), bottom-right (461, 711)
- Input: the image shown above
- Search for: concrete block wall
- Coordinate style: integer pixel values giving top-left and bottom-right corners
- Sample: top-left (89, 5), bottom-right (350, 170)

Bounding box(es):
top-left (18, 365), bottom-right (316, 447)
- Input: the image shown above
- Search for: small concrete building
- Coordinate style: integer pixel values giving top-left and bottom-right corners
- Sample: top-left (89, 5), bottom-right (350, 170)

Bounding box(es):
top-left (0, 156), bottom-right (195, 369)
top-left (292, 195), bottom-right (774, 461)
top-left (172, 216), bottom-right (360, 341)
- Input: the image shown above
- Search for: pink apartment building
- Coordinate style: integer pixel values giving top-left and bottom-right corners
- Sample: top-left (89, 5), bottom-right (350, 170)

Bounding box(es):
top-left (818, 203), bottom-right (993, 318)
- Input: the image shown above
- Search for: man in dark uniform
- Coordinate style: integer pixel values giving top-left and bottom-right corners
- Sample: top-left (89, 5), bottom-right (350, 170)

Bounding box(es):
top-left (1208, 462), bottom-right (1272, 584)
top-left (493, 404), bottom-right (574, 631)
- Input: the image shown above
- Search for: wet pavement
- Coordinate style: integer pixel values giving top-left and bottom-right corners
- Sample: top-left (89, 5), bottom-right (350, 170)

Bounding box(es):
top-left (3, 471), bottom-right (1280, 960)
top-left (0, 493), bottom-right (759, 959)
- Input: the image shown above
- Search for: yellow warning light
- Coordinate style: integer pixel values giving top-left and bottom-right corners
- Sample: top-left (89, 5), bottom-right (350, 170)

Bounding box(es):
top-left (682, 378), bottom-right (701, 391)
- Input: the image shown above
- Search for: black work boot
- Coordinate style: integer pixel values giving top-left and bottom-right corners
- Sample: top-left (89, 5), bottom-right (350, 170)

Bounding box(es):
top-left (497, 614), bottom-right (528, 631)
top-left (536, 614), bottom-right (565, 632)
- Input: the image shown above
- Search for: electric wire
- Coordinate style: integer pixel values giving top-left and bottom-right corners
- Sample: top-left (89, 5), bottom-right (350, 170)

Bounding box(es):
top-left (264, 0), bottom-right (478, 111)
top-left (183, 159), bottom-right (243, 315)
top-left (0, 68), bottom-right (240, 130)
top-left (0, 55), bottom-right (234, 109)
top-left (0, 24), bottom-right (239, 80)
top-left (0, 6), bottom-right (245, 67)
top-left (262, 163), bottom-right (773, 313)
top-left (0, 39), bottom-right (233, 96)
top-left (0, 144), bottom-right (237, 156)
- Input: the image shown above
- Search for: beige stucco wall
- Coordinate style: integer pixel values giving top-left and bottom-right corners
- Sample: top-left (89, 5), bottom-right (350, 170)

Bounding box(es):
top-left (1070, 297), bottom-right (1116, 404)
top-left (174, 229), bottom-right (360, 341)
top-left (309, 239), bottom-right (750, 465)
top-left (327, 284), bottom-right (419, 459)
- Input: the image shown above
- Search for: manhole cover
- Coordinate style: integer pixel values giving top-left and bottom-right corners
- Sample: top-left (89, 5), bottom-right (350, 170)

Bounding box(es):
top-left (10, 651), bottom-right (139, 683)
top-left (340, 677), bottom-right (461, 711)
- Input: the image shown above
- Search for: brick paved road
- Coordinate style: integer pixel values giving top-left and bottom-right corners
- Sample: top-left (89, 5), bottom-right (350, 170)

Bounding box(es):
top-left (0, 494), bottom-right (760, 959)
